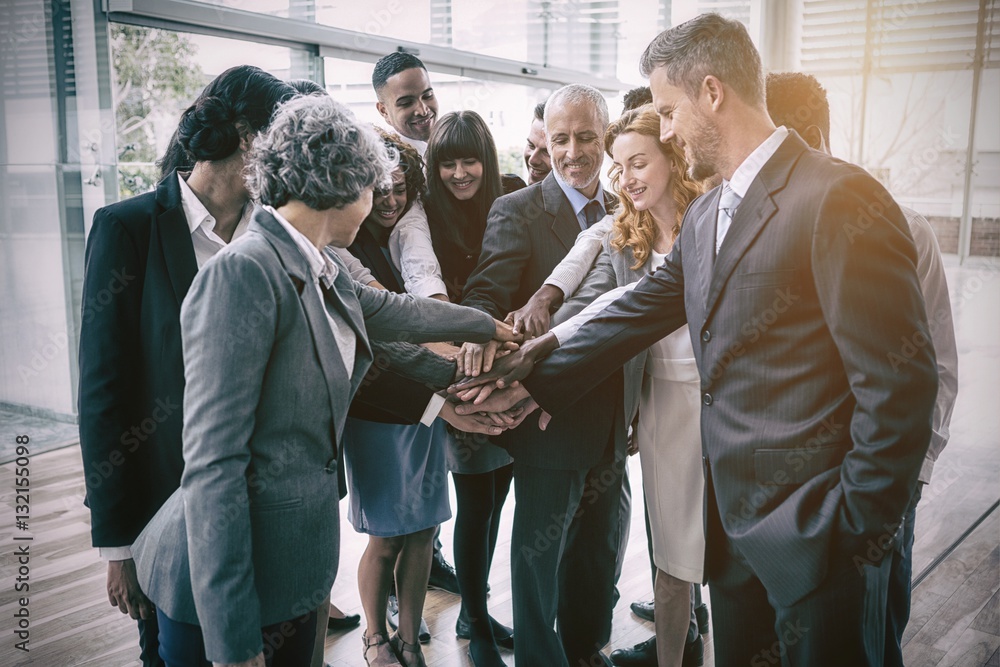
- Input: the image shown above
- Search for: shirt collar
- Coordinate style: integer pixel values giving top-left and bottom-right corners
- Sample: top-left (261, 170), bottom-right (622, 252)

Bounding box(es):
top-left (726, 126), bottom-right (789, 199)
top-left (262, 205), bottom-right (339, 288)
top-left (177, 171), bottom-right (253, 237)
top-left (553, 169), bottom-right (607, 217)
top-left (177, 172), bottom-right (212, 234)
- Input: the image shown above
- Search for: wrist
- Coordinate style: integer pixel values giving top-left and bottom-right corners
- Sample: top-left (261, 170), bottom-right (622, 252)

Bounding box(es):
top-left (524, 332), bottom-right (559, 360)
top-left (536, 285), bottom-right (564, 310)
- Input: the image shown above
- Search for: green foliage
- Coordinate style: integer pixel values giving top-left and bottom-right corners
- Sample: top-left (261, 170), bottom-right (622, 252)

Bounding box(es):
top-left (111, 25), bottom-right (204, 197)
top-left (498, 146), bottom-right (524, 179)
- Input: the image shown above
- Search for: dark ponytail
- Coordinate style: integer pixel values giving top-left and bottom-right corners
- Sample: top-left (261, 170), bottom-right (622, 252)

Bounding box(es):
top-left (172, 65), bottom-right (295, 166)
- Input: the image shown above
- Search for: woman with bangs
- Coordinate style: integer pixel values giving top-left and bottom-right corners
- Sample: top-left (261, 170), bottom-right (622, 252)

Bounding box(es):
top-left (342, 127), bottom-right (495, 667)
top-left (422, 110), bottom-right (525, 667)
top-left (459, 105), bottom-right (707, 667)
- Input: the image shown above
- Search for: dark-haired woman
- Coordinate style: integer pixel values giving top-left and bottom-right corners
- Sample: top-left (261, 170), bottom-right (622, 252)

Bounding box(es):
top-left (342, 129), bottom-right (488, 667)
top-left (421, 111), bottom-right (524, 667)
top-left (78, 65), bottom-right (294, 667)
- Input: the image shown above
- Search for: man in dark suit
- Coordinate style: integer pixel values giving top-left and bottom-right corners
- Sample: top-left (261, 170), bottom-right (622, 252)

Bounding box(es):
top-left (456, 15), bottom-right (938, 666)
top-left (461, 84), bottom-right (624, 667)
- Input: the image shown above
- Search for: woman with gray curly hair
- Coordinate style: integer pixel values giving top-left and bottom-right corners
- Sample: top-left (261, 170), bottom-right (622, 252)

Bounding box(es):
top-left (131, 94), bottom-right (519, 667)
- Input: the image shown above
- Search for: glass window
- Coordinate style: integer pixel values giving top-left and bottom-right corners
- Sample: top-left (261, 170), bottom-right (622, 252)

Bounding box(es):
top-left (324, 56), bottom-right (553, 180)
top-left (970, 69), bottom-right (999, 257)
top-left (861, 70), bottom-right (972, 242)
top-left (110, 24), bottom-right (318, 198)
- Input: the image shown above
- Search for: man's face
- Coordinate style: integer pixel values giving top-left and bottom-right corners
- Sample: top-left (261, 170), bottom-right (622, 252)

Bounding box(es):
top-left (649, 67), bottom-right (720, 182)
top-left (376, 67), bottom-right (439, 142)
top-left (546, 101), bottom-right (604, 192)
top-left (523, 117), bottom-right (551, 184)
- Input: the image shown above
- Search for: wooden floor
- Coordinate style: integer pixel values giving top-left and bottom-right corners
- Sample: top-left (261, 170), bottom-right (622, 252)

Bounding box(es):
top-left (1, 258), bottom-right (997, 667)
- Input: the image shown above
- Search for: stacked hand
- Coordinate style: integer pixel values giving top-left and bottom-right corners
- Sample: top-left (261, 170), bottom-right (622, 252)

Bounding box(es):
top-left (446, 331), bottom-right (560, 431)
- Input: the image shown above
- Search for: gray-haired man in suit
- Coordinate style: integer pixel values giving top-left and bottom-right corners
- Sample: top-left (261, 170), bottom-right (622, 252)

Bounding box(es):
top-left (461, 84), bottom-right (624, 667)
top-left (455, 14), bottom-right (938, 666)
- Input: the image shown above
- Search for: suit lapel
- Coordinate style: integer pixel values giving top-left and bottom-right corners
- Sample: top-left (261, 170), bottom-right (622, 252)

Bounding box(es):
top-left (702, 134), bottom-right (806, 322)
top-left (254, 210), bottom-right (351, 441)
top-left (694, 188), bottom-right (719, 317)
top-left (542, 173), bottom-right (583, 252)
top-left (154, 173), bottom-right (198, 307)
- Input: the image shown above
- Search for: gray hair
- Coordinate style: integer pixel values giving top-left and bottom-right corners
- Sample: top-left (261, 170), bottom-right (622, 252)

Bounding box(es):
top-left (639, 13), bottom-right (764, 107)
top-left (246, 95), bottom-right (396, 210)
top-left (544, 84), bottom-right (609, 130)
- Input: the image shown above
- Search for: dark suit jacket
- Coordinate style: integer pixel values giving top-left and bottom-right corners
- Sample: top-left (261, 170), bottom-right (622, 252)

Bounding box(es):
top-left (462, 172), bottom-right (624, 470)
top-left (78, 173), bottom-right (461, 549)
top-left (524, 133), bottom-right (938, 604)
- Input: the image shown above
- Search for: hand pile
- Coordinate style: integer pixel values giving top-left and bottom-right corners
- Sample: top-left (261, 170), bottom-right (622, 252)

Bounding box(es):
top-left (442, 327), bottom-right (560, 434)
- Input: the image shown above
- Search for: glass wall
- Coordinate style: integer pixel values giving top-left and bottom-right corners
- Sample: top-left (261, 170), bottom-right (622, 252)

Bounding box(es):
top-left (112, 26), bottom-right (319, 198)
top-left (324, 57), bottom-right (552, 180)
top-left (797, 0), bottom-right (996, 258)
top-left (0, 0), bottom-right (81, 418)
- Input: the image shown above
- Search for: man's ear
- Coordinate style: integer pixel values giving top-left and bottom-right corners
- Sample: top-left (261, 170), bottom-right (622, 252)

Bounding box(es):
top-left (803, 124), bottom-right (827, 153)
top-left (376, 100), bottom-right (389, 123)
top-left (702, 75), bottom-right (725, 112)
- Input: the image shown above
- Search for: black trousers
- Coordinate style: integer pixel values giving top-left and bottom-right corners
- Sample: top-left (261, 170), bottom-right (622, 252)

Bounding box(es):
top-left (509, 447), bottom-right (624, 667)
top-left (706, 470), bottom-right (891, 667)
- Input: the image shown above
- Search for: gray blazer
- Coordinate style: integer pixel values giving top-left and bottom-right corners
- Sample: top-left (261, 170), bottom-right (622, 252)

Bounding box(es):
top-left (133, 207), bottom-right (495, 663)
top-left (554, 236), bottom-right (650, 427)
top-left (525, 133), bottom-right (938, 606)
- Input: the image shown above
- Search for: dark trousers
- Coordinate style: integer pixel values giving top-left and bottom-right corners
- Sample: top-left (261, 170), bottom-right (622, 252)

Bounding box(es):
top-left (157, 608), bottom-right (318, 667)
top-left (885, 483), bottom-right (922, 667)
top-left (138, 614), bottom-right (165, 667)
top-left (706, 477), bottom-right (891, 666)
top-left (510, 450), bottom-right (624, 667)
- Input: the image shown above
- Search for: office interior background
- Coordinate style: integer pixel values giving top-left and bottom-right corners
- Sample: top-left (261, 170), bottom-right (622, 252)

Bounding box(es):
top-left (0, 0), bottom-right (997, 665)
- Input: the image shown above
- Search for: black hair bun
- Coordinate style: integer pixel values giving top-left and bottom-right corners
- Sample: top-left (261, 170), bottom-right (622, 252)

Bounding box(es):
top-left (177, 96), bottom-right (240, 162)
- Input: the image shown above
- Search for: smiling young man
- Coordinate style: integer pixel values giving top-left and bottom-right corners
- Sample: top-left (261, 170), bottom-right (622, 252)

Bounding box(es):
top-left (524, 101), bottom-right (551, 184)
top-left (372, 52), bottom-right (439, 156)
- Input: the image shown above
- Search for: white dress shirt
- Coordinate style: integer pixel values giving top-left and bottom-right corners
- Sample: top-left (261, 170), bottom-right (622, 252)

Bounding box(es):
top-left (177, 172), bottom-right (252, 269)
top-left (902, 205), bottom-right (958, 483)
top-left (263, 206), bottom-right (357, 379)
top-left (553, 170), bottom-right (609, 232)
top-left (717, 126), bottom-right (789, 250)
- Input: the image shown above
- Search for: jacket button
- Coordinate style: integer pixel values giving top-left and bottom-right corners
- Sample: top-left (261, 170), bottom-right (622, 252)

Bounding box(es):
top-left (702, 329), bottom-right (711, 342)
top-left (324, 459), bottom-right (337, 474)
top-left (702, 392), bottom-right (713, 406)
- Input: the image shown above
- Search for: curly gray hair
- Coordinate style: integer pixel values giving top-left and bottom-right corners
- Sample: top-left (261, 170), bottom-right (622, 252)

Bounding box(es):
top-left (246, 95), bottom-right (396, 210)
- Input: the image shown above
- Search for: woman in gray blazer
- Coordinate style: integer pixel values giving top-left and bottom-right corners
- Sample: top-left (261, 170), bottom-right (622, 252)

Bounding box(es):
top-left (133, 94), bottom-right (516, 667)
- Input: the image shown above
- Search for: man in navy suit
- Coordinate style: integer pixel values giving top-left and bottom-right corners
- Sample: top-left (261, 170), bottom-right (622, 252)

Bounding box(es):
top-left (455, 15), bottom-right (938, 666)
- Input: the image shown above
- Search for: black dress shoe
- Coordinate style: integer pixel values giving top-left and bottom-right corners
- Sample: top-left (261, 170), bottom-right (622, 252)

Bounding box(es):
top-left (428, 552), bottom-right (461, 595)
top-left (609, 635), bottom-right (704, 667)
top-left (386, 594), bottom-right (431, 644)
top-left (629, 599), bottom-right (655, 622)
top-left (326, 612), bottom-right (360, 631)
top-left (610, 636), bottom-right (656, 666)
top-left (694, 603), bottom-right (709, 635)
top-left (455, 609), bottom-right (514, 650)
